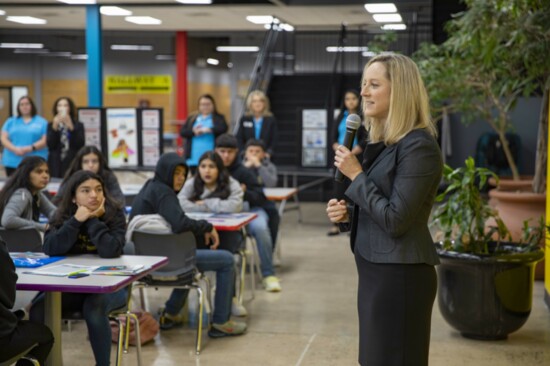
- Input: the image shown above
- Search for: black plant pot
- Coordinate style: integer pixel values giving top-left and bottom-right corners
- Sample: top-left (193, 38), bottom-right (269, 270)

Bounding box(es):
top-left (436, 243), bottom-right (544, 340)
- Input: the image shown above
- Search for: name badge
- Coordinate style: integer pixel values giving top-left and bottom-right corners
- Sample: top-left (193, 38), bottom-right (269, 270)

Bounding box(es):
top-left (243, 121), bottom-right (254, 128)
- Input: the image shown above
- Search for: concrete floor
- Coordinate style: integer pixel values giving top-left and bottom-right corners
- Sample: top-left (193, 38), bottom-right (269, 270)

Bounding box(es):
top-left (53, 195), bottom-right (550, 366)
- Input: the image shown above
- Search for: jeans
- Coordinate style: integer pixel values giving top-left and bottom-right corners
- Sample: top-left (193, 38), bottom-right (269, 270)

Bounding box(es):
top-left (30, 288), bottom-right (128, 366)
top-left (165, 249), bottom-right (234, 324)
top-left (247, 207), bottom-right (275, 277)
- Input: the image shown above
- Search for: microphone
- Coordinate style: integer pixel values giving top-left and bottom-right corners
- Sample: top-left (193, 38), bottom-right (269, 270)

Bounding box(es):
top-left (334, 113), bottom-right (362, 182)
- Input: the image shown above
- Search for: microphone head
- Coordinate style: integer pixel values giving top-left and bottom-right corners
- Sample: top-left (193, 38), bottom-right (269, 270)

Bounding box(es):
top-left (346, 114), bottom-right (361, 130)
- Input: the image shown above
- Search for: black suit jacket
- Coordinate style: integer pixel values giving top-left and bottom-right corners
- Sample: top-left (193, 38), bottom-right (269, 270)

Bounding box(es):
top-left (342, 129), bottom-right (442, 265)
top-left (236, 115), bottom-right (278, 157)
top-left (47, 121), bottom-right (85, 178)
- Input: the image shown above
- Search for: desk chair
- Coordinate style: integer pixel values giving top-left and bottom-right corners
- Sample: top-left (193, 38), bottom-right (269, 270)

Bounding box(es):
top-left (0, 228), bottom-right (42, 252)
top-left (0, 344), bottom-right (40, 366)
top-left (131, 230), bottom-right (207, 355)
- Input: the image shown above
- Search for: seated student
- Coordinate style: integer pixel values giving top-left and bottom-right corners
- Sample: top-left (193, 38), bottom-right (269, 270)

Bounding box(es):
top-left (55, 146), bottom-right (124, 205)
top-left (242, 139), bottom-right (278, 188)
top-left (215, 134), bottom-right (281, 292)
top-left (129, 152), bottom-right (246, 337)
top-left (30, 170), bottom-right (127, 366)
top-left (0, 156), bottom-right (56, 232)
top-left (179, 151), bottom-right (243, 214)
top-left (0, 238), bottom-right (54, 366)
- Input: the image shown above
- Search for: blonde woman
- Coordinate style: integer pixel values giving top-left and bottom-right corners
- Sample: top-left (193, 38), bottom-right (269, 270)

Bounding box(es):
top-left (236, 90), bottom-right (278, 157)
top-left (326, 53), bottom-right (442, 366)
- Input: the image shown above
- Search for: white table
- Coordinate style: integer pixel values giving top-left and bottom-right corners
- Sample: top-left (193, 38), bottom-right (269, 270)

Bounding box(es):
top-left (264, 187), bottom-right (300, 217)
top-left (16, 254), bottom-right (168, 366)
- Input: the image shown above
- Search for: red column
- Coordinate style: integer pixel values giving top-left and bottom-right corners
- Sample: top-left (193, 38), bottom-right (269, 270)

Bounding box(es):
top-left (175, 31), bottom-right (188, 156)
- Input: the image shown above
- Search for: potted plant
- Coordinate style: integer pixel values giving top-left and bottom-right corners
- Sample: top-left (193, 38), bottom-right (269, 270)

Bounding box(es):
top-left (431, 157), bottom-right (545, 340)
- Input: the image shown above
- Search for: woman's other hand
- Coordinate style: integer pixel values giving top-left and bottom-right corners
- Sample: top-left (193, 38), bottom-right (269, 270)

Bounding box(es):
top-left (326, 198), bottom-right (349, 223)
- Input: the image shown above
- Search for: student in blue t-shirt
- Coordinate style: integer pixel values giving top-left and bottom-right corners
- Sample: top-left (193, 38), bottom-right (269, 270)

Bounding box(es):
top-left (328, 89), bottom-right (368, 236)
top-left (180, 94), bottom-right (228, 174)
top-left (1, 96), bottom-right (48, 176)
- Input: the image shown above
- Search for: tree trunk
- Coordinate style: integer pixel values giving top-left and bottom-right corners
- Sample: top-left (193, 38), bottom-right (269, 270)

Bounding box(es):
top-left (497, 130), bottom-right (520, 181)
top-left (532, 86), bottom-right (549, 194)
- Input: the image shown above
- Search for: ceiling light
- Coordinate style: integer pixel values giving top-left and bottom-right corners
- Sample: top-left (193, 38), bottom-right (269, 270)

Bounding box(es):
top-left (57, 0), bottom-right (96, 4)
top-left (364, 3), bottom-right (397, 13)
top-left (1, 43), bottom-right (44, 49)
top-left (362, 51), bottom-right (377, 57)
top-left (71, 54), bottom-right (88, 60)
top-left (246, 15), bottom-right (274, 24)
top-left (264, 24), bottom-right (271, 30)
top-left (176, 0), bottom-right (212, 4)
top-left (227, 62), bottom-right (233, 68)
top-left (156, 54), bottom-right (175, 60)
top-left (372, 13), bottom-right (402, 23)
top-left (280, 23), bottom-right (294, 32)
top-left (6, 16), bottom-right (47, 25)
top-left (14, 48), bottom-right (50, 54)
top-left (0, 10), bottom-right (5, 16)
top-left (39, 52), bottom-right (72, 57)
top-left (125, 16), bottom-right (162, 25)
top-left (111, 44), bottom-right (153, 51)
top-left (206, 58), bottom-right (219, 66)
top-left (326, 46), bottom-right (369, 53)
top-left (216, 46), bottom-right (259, 52)
top-left (382, 23), bottom-right (406, 30)
top-left (100, 6), bottom-right (132, 16)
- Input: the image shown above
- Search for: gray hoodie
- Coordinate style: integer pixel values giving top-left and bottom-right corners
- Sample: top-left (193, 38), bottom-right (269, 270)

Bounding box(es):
top-left (0, 188), bottom-right (56, 231)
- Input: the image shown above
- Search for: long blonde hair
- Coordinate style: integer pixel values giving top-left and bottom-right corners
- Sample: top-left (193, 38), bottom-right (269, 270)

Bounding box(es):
top-left (245, 90), bottom-right (273, 117)
top-left (363, 53), bottom-right (436, 145)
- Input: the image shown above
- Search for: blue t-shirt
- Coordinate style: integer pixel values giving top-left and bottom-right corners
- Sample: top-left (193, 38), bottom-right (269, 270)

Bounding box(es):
top-left (2, 115), bottom-right (48, 168)
top-left (337, 110), bottom-right (358, 148)
top-left (186, 114), bottom-right (214, 167)
top-left (254, 117), bottom-right (263, 140)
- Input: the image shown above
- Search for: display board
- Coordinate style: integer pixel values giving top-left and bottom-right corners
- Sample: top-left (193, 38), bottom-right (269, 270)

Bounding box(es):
top-left (78, 108), bottom-right (103, 149)
top-left (301, 109), bottom-right (328, 167)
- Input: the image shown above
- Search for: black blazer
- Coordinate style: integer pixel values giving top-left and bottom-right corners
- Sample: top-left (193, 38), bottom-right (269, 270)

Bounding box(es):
top-left (236, 115), bottom-right (278, 157)
top-left (342, 129), bottom-right (442, 265)
top-left (180, 113), bottom-right (228, 161)
top-left (47, 121), bottom-right (85, 178)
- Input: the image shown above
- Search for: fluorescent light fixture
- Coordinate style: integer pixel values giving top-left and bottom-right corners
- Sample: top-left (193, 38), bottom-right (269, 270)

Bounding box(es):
top-left (364, 3), bottom-right (397, 13)
top-left (362, 51), bottom-right (377, 57)
top-left (264, 24), bottom-right (271, 30)
top-left (382, 23), bottom-right (406, 30)
top-left (372, 13), bottom-right (402, 23)
top-left (57, 0), bottom-right (96, 4)
top-left (155, 54), bottom-right (175, 60)
top-left (326, 46), bottom-right (369, 53)
top-left (246, 15), bottom-right (274, 24)
top-left (39, 52), bottom-right (72, 57)
top-left (206, 58), bottom-right (219, 66)
top-left (100, 6), bottom-right (132, 16)
top-left (176, 0), bottom-right (212, 4)
top-left (1, 43), bottom-right (43, 49)
top-left (111, 44), bottom-right (153, 51)
top-left (13, 48), bottom-right (50, 54)
top-left (125, 16), bottom-right (162, 25)
top-left (280, 23), bottom-right (294, 32)
top-left (0, 10), bottom-right (5, 16)
top-left (227, 62), bottom-right (233, 68)
top-left (6, 16), bottom-right (47, 25)
top-left (216, 46), bottom-right (259, 52)
top-left (71, 54), bottom-right (88, 60)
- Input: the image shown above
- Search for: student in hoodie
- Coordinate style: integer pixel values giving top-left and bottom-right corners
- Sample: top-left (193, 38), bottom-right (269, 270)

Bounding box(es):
top-left (0, 238), bottom-right (54, 365)
top-left (215, 134), bottom-right (281, 292)
top-left (0, 156), bottom-right (56, 232)
top-left (129, 152), bottom-right (247, 337)
top-left (30, 170), bottom-right (127, 366)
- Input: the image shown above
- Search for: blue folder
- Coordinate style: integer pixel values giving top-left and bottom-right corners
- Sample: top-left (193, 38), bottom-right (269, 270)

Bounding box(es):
top-left (10, 253), bottom-right (65, 268)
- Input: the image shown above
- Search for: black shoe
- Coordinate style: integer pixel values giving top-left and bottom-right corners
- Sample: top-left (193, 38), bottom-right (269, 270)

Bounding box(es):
top-left (327, 226), bottom-right (340, 236)
top-left (159, 309), bottom-right (183, 330)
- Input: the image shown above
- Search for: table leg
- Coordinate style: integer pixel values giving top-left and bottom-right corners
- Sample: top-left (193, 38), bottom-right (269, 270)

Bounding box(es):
top-left (45, 291), bottom-right (63, 366)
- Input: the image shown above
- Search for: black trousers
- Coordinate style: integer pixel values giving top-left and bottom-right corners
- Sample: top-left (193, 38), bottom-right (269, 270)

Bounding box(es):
top-left (0, 320), bottom-right (54, 365)
top-left (355, 251), bottom-right (437, 366)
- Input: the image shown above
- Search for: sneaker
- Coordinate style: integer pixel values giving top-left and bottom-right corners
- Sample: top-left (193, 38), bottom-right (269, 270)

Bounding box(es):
top-left (208, 320), bottom-right (247, 338)
top-left (231, 297), bottom-right (248, 317)
top-left (159, 309), bottom-right (184, 330)
top-left (263, 276), bottom-right (282, 292)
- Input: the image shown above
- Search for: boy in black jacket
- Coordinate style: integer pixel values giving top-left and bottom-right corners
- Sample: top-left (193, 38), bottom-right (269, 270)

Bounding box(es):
top-left (0, 239), bottom-right (53, 365)
top-left (215, 134), bottom-right (281, 292)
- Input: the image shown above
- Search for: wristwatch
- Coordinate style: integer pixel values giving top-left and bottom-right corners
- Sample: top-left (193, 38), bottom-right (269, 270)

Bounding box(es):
top-left (31, 144), bottom-right (36, 151)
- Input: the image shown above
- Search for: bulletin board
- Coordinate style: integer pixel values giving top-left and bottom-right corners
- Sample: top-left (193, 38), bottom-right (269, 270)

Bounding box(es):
top-left (301, 109), bottom-right (328, 167)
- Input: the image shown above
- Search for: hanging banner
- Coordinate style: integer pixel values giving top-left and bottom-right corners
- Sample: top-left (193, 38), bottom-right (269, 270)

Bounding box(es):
top-left (105, 75), bottom-right (172, 94)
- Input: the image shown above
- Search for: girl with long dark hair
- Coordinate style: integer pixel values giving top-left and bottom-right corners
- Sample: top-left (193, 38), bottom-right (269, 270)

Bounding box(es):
top-left (0, 156), bottom-right (55, 231)
top-left (30, 170), bottom-right (127, 366)
top-left (179, 151), bottom-right (243, 213)
top-left (55, 145), bottom-right (124, 205)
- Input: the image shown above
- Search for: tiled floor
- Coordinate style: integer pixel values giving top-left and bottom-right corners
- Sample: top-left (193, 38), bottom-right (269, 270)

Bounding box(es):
top-left (52, 192), bottom-right (550, 366)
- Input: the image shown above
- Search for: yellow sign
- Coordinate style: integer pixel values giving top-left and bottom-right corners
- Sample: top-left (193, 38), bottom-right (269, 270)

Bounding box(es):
top-left (105, 75), bottom-right (172, 94)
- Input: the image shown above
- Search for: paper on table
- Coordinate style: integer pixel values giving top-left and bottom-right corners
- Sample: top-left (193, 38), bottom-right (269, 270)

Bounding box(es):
top-left (92, 264), bottom-right (146, 276)
top-left (24, 264), bottom-right (96, 277)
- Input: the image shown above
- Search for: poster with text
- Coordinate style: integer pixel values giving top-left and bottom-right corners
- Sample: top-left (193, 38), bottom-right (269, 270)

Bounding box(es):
top-left (302, 109), bottom-right (327, 129)
top-left (302, 129), bottom-right (326, 148)
top-left (142, 109), bottom-right (160, 129)
top-left (302, 148), bottom-right (326, 167)
top-left (78, 109), bottom-right (102, 149)
top-left (143, 147), bottom-right (160, 166)
top-left (106, 108), bottom-right (138, 167)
